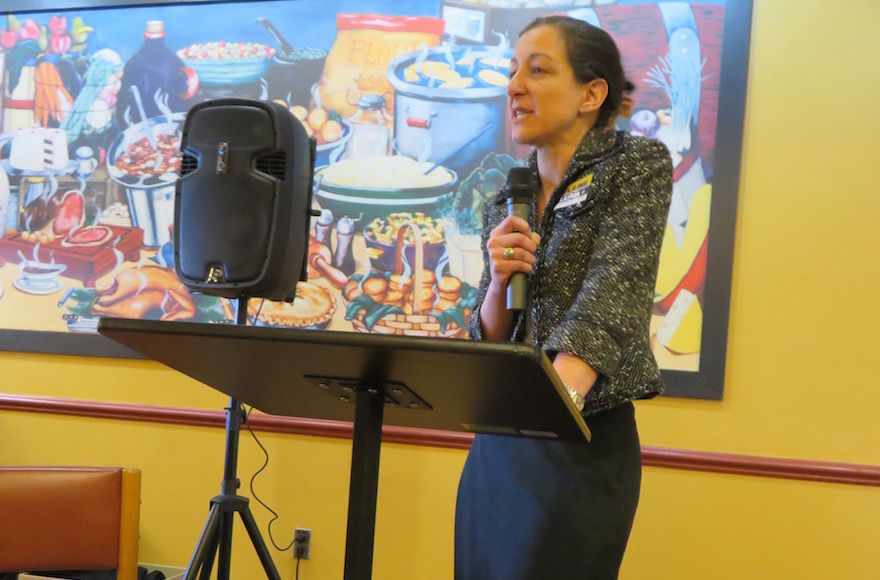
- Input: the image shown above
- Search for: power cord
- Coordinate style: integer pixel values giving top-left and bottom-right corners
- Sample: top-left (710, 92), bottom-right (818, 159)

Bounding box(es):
top-left (242, 303), bottom-right (306, 579)
top-left (251, 298), bottom-right (266, 324)
top-left (243, 406), bottom-right (296, 535)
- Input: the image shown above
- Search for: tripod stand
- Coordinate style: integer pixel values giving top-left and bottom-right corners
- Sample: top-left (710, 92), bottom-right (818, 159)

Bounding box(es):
top-left (185, 297), bottom-right (280, 580)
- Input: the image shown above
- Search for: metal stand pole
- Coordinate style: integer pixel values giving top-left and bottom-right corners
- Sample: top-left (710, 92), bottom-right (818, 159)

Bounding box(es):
top-left (184, 297), bottom-right (281, 580)
top-left (343, 387), bottom-right (385, 580)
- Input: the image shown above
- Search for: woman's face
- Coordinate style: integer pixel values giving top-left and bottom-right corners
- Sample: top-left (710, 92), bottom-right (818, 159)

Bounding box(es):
top-left (508, 25), bottom-right (595, 147)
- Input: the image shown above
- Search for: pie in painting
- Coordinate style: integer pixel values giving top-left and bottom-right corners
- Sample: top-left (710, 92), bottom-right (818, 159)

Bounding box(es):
top-left (247, 281), bottom-right (336, 329)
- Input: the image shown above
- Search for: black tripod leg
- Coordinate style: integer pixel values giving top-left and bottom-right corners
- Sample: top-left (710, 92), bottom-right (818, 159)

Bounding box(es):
top-left (185, 503), bottom-right (223, 580)
top-left (239, 506), bottom-right (282, 580)
top-left (198, 556), bottom-right (215, 580)
top-left (217, 510), bottom-right (234, 580)
top-left (183, 381), bottom-right (281, 579)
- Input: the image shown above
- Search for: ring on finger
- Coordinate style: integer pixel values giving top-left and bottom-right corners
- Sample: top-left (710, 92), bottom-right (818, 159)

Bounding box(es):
top-left (502, 247), bottom-right (515, 260)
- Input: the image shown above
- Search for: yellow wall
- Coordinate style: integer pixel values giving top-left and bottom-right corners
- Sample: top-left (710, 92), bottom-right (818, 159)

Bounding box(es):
top-left (634, 0), bottom-right (880, 466)
top-left (0, 356), bottom-right (467, 579)
top-left (622, 1), bottom-right (880, 577)
top-left (2, 0), bottom-right (880, 578)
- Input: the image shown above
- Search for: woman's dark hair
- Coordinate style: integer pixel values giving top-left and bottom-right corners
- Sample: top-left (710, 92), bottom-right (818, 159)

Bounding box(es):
top-left (521, 16), bottom-right (634, 128)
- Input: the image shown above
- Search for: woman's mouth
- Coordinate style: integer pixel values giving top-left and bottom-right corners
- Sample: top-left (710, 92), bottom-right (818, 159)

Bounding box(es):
top-left (512, 107), bottom-right (531, 121)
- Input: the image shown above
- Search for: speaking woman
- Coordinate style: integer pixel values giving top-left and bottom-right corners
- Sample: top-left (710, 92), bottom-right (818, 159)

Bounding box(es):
top-left (455, 16), bottom-right (673, 580)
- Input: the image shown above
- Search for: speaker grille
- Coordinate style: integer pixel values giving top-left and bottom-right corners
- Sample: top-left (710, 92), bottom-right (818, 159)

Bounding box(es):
top-left (255, 151), bottom-right (286, 180)
top-left (180, 153), bottom-right (199, 176)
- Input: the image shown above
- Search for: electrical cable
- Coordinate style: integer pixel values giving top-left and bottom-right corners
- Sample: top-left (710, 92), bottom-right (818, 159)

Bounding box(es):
top-left (243, 404), bottom-right (295, 553)
top-left (251, 298), bottom-right (267, 324)
top-left (242, 304), bottom-right (306, 575)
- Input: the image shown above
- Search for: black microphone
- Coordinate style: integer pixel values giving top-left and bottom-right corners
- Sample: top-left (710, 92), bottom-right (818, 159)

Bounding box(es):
top-left (503, 166), bottom-right (533, 311)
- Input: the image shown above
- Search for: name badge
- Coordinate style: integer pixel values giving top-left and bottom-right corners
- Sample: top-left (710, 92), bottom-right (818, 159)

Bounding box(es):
top-left (555, 174), bottom-right (593, 211)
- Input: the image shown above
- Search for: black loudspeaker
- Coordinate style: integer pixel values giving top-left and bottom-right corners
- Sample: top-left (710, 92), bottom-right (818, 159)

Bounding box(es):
top-left (174, 98), bottom-right (316, 301)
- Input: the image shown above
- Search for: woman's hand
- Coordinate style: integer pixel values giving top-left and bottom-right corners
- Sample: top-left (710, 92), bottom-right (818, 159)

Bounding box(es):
top-left (477, 215), bottom-right (540, 341)
top-left (485, 215), bottom-right (540, 293)
top-left (553, 352), bottom-right (598, 404)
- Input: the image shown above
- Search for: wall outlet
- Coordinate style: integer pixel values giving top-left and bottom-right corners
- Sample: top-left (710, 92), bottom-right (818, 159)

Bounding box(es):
top-left (294, 528), bottom-right (311, 560)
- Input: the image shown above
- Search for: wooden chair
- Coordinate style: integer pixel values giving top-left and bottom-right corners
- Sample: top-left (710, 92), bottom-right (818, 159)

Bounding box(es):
top-left (0, 466), bottom-right (141, 580)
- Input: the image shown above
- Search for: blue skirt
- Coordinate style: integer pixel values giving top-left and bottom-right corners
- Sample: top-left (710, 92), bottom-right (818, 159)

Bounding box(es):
top-left (454, 402), bottom-right (641, 580)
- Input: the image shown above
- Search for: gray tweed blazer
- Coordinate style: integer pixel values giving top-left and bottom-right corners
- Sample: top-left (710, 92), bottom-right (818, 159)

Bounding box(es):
top-left (469, 127), bottom-right (673, 415)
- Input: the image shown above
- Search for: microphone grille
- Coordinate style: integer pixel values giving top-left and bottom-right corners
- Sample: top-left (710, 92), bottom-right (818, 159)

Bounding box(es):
top-left (505, 166), bottom-right (533, 202)
top-left (507, 166), bottom-right (532, 187)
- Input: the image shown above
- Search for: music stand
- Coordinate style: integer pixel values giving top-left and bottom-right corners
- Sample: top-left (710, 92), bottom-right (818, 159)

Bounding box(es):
top-left (99, 318), bottom-right (590, 579)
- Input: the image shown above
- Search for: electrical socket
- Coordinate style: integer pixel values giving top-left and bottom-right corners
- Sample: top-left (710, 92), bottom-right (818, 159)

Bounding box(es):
top-left (294, 528), bottom-right (311, 560)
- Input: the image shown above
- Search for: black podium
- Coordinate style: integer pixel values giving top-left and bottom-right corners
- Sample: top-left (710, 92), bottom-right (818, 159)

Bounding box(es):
top-left (99, 318), bottom-right (591, 579)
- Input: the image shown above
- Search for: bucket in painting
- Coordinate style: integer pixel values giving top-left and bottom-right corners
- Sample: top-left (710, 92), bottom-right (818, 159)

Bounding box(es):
top-left (387, 46), bottom-right (511, 180)
top-left (106, 112), bottom-right (185, 247)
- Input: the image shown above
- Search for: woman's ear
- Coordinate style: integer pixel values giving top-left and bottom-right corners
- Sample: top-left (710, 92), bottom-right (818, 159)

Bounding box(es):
top-left (580, 78), bottom-right (608, 115)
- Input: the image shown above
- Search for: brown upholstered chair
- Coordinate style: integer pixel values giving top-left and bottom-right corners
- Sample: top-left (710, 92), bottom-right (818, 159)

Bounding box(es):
top-left (0, 466), bottom-right (141, 580)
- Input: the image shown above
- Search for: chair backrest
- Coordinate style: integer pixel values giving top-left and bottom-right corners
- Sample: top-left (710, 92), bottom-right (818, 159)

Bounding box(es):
top-left (0, 466), bottom-right (141, 580)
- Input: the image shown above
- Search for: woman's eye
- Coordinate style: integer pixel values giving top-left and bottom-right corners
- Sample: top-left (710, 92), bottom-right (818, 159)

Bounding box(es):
top-left (531, 66), bottom-right (545, 75)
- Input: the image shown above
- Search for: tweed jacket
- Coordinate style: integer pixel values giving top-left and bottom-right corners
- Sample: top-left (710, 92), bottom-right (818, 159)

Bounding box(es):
top-left (469, 127), bottom-right (673, 415)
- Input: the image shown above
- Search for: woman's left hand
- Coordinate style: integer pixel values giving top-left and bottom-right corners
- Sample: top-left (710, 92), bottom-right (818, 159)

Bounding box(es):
top-left (554, 352), bottom-right (598, 403)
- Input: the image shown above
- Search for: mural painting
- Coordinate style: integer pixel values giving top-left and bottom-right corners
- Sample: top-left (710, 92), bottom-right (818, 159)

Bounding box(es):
top-left (0, 0), bottom-right (744, 398)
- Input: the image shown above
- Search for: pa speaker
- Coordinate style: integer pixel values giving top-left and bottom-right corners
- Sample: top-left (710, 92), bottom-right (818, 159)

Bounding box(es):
top-left (174, 98), bottom-right (315, 301)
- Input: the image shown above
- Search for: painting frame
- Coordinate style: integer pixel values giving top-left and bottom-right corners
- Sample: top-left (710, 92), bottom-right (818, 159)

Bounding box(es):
top-left (661, 0), bottom-right (751, 399)
top-left (0, 0), bottom-right (753, 400)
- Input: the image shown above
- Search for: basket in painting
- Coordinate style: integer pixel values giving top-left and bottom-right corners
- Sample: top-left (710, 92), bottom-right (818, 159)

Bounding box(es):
top-left (344, 220), bottom-right (474, 338)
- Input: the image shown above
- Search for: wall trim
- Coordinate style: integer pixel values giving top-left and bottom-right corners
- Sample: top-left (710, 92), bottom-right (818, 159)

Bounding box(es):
top-left (2, 394), bottom-right (879, 487)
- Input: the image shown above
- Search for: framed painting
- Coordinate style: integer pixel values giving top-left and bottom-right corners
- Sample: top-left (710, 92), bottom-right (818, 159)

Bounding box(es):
top-left (0, 0), bottom-right (751, 398)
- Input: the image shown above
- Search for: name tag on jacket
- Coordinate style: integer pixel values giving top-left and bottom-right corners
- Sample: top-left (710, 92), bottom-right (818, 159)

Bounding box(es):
top-left (555, 173), bottom-right (593, 211)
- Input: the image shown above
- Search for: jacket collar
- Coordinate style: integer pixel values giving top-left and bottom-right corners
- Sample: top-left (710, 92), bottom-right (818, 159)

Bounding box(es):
top-left (527, 127), bottom-right (622, 192)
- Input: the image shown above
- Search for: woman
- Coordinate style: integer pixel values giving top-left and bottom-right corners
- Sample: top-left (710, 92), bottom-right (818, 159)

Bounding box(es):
top-left (455, 16), bottom-right (673, 579)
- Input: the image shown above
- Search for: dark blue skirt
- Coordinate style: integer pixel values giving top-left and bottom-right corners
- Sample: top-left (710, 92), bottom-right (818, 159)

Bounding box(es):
top-left (454, 402), bottom-right (641, 580)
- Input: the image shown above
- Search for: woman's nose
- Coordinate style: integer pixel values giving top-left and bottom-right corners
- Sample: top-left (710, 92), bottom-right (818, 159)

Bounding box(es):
top-left (507, 70), bottom-right (524, 97)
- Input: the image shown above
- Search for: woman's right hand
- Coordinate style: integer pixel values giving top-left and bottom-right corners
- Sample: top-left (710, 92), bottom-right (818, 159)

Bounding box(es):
top-left (477, 215), bottom-right (540, 340)
top-left (485, 215), bottom-right (540, 292)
